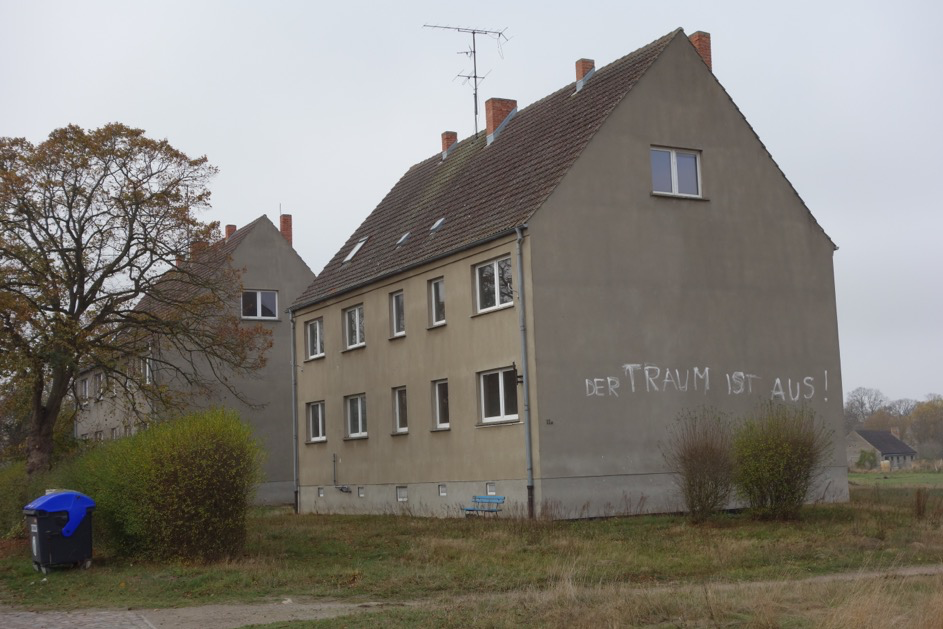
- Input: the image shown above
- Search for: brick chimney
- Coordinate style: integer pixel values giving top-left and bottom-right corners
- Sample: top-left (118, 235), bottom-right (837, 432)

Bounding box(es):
top-left (485, 98), bottom-right (517, 144)
top-left (689, 31), bottom-right (712, 70)
top-left (280, 214), bottom-right (292, 246)
top-left (225, 224), bottom-right (236, 239)
top-left (441, 131), bottom-right (457, 153)
top-left (576, 58), bottom-right (595, 81)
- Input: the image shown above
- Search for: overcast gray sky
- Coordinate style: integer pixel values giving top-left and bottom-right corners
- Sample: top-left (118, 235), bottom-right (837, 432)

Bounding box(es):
top-left (2, 0), bottom-right (940, 403)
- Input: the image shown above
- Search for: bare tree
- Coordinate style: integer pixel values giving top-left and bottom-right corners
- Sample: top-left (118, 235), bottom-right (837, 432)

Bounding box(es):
top-left (0, 124), bottom-right (270, 475)
top-left (843, 387), bottom-right (889, 433)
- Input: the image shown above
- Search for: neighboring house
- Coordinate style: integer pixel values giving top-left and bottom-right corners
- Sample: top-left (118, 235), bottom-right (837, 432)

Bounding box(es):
top-left (75, 215), bottom-right (315, 505)
top-left (288, 29), bottom-right (848, 518)
top-left (847, 430), bottom-right (917, 470)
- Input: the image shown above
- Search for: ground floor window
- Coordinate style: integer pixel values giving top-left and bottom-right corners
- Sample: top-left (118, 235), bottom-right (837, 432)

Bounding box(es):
top-left (346, 394), bottom-right (367, 437)
top-left (480, 366), bottom-right (519, 423)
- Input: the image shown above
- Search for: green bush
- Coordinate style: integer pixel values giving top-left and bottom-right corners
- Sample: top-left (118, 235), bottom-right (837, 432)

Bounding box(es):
top-left (732, 402), bottom-right (832, 520)
top-left (662, 407), bottom-right (734, 523)
top-left (856, 449), bottom-right (878, 470)
top-left (57, 408), bottom-right (263, 560)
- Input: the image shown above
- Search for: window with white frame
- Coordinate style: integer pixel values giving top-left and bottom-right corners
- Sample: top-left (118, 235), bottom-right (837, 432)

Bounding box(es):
top-left (480, 366), bottom-right (519, 423)
top-left (141, 356), bottom-right (154, 385)
top-left (123, 425), bottom-right (132, 437)
top-left (358, 486), bottom-right (365, 498)
top-left (94, 431), bottom-right (103, 442)
top-left (486, 482), bottom-right (496, 496)
top-left (306, 318), bottom-right (324, 359)
top-left (433, 379), bottom-right (450, 429)
top-left (393, 387), bottom-right (408, 433)
top-left (242, 290), bottom-right (278, 319)
top-left (93, 373), bottom-right (103, 400)
top-left (650, 147), bottom-right (701, 197)
top-left (307, 401), bottom-right (326, 442)
top-left (390, 291), bottom-right (405, 337)
top-left (346, 394), bottom-right (367, 437)
top-left (438, 484), bottom-right (447, 497)
top-left (429, 278), bottom-right (446, 326)
top-left (475, 257), bottom-right (513, 312)
top-left (110, 427), bottom-right (118, 440)
top-left (78, 378), bottom-right (88, 401)
top-left (396, 486), bottom-right (408, 502)
top-left (344, 304), bottom-right (365, 349)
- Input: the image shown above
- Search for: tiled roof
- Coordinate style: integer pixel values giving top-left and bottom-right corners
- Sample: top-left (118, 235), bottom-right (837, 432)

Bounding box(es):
top-left (855, 430), bottom-right (917, 456)
top-left (291, 29), bottom-right (681, 310)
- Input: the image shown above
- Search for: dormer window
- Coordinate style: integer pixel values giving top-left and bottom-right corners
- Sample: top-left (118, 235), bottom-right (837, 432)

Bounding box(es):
top-left (396, 232), bottom-right (410, 247)
top-left (430, 217), bottom-right (445, 232)
top-left (344, 237), bottom-right (368, 263)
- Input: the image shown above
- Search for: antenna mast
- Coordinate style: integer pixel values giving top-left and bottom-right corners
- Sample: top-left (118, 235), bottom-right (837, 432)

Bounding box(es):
top-left (424, 24), bottom-right (508, 135)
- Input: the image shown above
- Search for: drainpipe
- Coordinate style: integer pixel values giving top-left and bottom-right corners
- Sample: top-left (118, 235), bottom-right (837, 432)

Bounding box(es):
top-left (290, 316), bottom-right (299, 513)
top-left (515, 226), bottom-right (535, 518)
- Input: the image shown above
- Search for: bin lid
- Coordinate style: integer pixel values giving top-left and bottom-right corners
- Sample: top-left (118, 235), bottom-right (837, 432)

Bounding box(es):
top-left (23, 490), bottom-right (95, 537)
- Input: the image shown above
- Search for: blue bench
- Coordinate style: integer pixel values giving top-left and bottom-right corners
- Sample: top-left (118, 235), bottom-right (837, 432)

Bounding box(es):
top-left (464, 495), bottom-right (505, 516)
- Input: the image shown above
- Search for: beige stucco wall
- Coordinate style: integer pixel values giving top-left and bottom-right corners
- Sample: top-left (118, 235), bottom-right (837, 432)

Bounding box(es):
top-left (526, 35), bottom-right (848, 516)
top-left (294, 236), bottom-right (538, 516)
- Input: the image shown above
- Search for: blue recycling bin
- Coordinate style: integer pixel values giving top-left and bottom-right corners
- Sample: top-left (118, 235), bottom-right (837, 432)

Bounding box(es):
top-left (23, 490), bottom-right (95, 574)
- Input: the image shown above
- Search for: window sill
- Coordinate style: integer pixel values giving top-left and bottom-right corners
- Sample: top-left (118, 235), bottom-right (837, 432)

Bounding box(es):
top-left (242, 316), bottom-right (281, 321)
top-left (344, 435), bottom-right (368, 441)
top-left (427, 322), bottom-right (447, 330)
top-left (305, 438), bottom-right (327, 445)
top-left (650, 192), bottom-right (710, 201)
top-left (391, 430), bottom-right (409, 437)
top-left (341, 344), bottom-right (366, 354)
top-left (388, 333), bottom-right (406, 341)
top-left (471, 302), bottom-right (514, 318)
top-left (476, 419), bottom-right (522, 428)
top-left (431, 426), bottom-right (451, 432)
top-left (303, 354), bottom-right (325, 363)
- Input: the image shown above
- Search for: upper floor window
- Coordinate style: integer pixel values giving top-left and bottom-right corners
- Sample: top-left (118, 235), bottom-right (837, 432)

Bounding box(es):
top-left (306, 318), bottom-right (324, 359)
top-left (346, 394), bottom-right (367, 438)
top-left (344, 304), bottom-right (365, 349)
top-left (650, 147), bottom-right (701, 197)
top-left (78, 378), bottom-right (88, 401)
top-left (429, 278), bottom-right (446, 326)
top-left (390, 291), bottom-right (405, 337)
top-left (480, 366), bottom-right (519, 423)
top-left (93, 373), bottom-right (103, 400)
top-left (476, 257), bottom-right (513, 313)
top-left (307, 401), bottom-right (326, 442)
top-left (242, 290), bottom-right (278, 319)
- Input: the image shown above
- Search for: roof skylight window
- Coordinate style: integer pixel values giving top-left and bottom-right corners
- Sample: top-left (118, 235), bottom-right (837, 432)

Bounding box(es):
top-left (396, 232), bottom-right (410, 246)
top-left (430, 217), bottom-right (445, 232)
top-left (343, 237), bottom-right (368, 263)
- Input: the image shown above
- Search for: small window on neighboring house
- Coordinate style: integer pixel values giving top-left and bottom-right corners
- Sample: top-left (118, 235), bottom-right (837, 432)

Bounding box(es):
top-left (358, 486), bottom-right (365, 498)
top-left (123, 425), bottom-right (132, 437)
top-left (396, 486), bottom-right (408, 502)
top-left (307, 401), bottom-right (325, 442)
top-left (94, 431), bottom-right (103, 442)
top-left (81, 433), bottom-right (89, 441)
top-left (390, 291), bottom-right (406, 337)
top-left (438, 484), bottom-right (447, 497)
top-left (486, 482), bottom-right (496, 496)
top-left (343, 237), bottom-right (368, 263)
top-left (480, 366), bottom-right (519, 423)
top-left (318, 487), bottom-right (325, 498)
top-left (306, 318), bottom-right (324, 359)
top-left (78, 378), bottom-right (88, 401)
top-left (393, 387), bottom-right (408, 434)
top-left (141, 356), bottom-right (154, 385)
top-left (344, 305), bottom-right (365, 349)
top-left (93, 373), bottom-right (103, 400)
top-left (242, 290), bottom-right (278, 319)
top-left (433, 379), bottom-right (450, 429)
top-left (110, 427), bottom-right (118, 440)
top-left (429, 278), bottom-right (446, 326)
top-left (346, 394), bottom-right (367, 438)
top-left (475, 257), bottom-right (513, 313)
top-left (650, 147), bottom-right (701, 197)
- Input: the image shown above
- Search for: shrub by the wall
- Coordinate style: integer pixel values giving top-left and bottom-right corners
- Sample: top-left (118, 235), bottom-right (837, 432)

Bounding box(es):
top-left (732, 402), bottom-right (832, 520)
top-left (662, 407), bottom-right (734, 523)
top-left (58, 408), bottom-right (263, 560)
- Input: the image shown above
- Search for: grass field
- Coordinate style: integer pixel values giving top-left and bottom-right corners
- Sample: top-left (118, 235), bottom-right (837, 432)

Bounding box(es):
top-left (3, 483), bottom-right (943, 627)
top-left (848, 470), bottom-right (943, 487)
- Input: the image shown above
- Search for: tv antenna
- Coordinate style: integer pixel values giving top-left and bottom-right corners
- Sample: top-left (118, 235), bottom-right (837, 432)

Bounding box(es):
top-left (424, 24), bottom-right (509, 135)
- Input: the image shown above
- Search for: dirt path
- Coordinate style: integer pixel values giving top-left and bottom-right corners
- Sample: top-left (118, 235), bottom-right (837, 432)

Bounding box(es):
top-left (4, 564), bottom-right (943, 629)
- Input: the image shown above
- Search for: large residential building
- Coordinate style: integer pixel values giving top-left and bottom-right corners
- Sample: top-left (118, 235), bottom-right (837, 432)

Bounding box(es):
top-left (288, 29), bottom-right (848, 517)
top-left (75, 214), bottom-right (315, 505)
